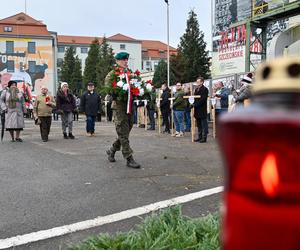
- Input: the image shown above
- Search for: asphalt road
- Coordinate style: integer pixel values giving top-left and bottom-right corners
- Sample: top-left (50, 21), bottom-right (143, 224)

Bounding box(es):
top-left (0, 118), bottom-right (224, 249)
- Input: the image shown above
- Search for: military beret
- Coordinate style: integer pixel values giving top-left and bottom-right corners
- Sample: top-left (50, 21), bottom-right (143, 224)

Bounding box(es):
top-left (115, 52), bottom-right (129, 60)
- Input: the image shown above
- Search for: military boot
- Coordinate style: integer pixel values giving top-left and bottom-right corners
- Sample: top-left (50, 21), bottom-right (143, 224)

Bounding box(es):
top-left (63, 133), bottom-right (68, 139)
top-left (106, 149), bottom-right (116, 162)
top-left (68, 133), bottom-right (75, 139)
top-left (126, 156), bottom-right (141, 169)
top-left (194, 133), bottom-right (202, 142)
top-left (199, 136), bottom-right (207, 143)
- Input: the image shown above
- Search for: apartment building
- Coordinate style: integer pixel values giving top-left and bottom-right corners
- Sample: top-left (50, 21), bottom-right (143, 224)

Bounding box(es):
top-left (0, 12), bottom-right (57, 95)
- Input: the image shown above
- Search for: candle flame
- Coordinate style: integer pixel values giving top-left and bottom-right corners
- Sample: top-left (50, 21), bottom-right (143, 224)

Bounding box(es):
top-left (260, 153), bottom-right (279, 198)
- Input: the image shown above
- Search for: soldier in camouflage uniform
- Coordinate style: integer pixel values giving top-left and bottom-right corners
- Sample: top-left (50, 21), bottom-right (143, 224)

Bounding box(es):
top-left (105, 52), bottom-right (141, 168)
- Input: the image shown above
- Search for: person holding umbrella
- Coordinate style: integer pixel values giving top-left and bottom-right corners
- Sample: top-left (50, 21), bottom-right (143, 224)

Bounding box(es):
top-left (0, 80), bottom-right (27, 142)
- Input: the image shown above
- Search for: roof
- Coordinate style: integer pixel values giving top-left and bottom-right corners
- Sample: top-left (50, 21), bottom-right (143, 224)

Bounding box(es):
top-left (58, 35), bottom-right (102, 45)
top-left (142, 40), bottom-right (177, 51)
top-left (57, 33), bottom-right (141, 45)
top-left (108, 33), bottom-right (140, 42)
top-left (0, 12), bottom-right (51, 36)
top-left (0, 12), bottom-right (44, 25)
top-left (142, 40), bottom-right (177, 59)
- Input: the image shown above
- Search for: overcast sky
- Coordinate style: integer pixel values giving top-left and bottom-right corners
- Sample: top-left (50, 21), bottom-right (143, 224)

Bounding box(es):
top-left (2, 0), bottom-right (212, 50)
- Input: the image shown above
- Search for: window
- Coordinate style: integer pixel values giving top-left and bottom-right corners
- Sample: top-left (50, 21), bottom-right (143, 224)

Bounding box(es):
top-left (120, 44), bottom-right (126, 50)
top-left (57, 58), bottom-right (63, 67)
top-left (146, 61), bottom-right (151, 66)
top-left (6, 41), bottom-right (14, 54)
top-left (28, 61), bottom-right (36, 73)
top-left (58, 46), bottom-right (65, 53)
top-left (4, 26), bottom-right (13, 32)
top-left (20, 62), bottom-right (25, 72)
top-left (7, 60), bottom-right (15, 72)
top-left (28, 42), bottom-right (36, 54)
top-left (81, 47), bottom-right (88, 53)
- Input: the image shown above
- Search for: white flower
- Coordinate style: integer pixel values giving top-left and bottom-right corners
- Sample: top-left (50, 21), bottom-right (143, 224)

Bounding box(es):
top-left (117, 80), bottom-right (124, 88)
top-left (139, 88), bottom-right (144, 96)
top-left (131, 79), bottom-right (138, 84)
top-left (134, 82), bottom-right (141, 88)
top-left (146, 83), bottom-right (153, 92)
top-left (123, 83), bottom-right (129, 91)
top-left (120, 74), bottom-right (126, 79)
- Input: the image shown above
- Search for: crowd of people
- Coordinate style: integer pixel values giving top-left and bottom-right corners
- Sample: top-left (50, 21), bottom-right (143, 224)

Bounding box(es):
top-left (0, 72), bottom-right (253, 143)
top-left (0, 52), bottom-right (254, 169)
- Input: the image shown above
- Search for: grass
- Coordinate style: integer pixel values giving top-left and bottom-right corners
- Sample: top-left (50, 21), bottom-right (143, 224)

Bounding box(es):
top-left (68, 206), bottom-right (220, 250)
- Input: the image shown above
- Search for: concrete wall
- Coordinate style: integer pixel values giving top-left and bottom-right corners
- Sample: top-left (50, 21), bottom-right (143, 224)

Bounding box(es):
top-left (269, 23), bottom-right (300, 58)
top-left (142, 58), bottom-right (161, 72)
top-left (57, 45), bottom-right (89, 72)
top-left (108, 41), bottom-right (142, 71)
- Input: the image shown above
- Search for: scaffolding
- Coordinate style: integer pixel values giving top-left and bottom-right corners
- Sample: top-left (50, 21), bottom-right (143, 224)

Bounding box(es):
top-left (231, 0), bottom-right (300, 72)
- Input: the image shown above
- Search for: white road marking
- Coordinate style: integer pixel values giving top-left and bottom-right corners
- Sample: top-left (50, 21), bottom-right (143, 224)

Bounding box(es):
top-left (0, 186), bottom-right (223, 249)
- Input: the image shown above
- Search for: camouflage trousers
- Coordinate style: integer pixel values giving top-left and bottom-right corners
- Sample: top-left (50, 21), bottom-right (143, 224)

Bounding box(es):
top-left (111, 107), bottom-right (134, 159)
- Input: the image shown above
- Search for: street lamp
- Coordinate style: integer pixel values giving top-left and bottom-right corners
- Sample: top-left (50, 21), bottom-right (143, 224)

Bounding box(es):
top-left (164, 0), bottom-right (170, 88)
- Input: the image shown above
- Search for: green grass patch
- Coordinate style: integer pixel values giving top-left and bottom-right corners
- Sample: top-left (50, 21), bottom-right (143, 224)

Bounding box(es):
top-left (68, 206), bottom-right (220, 250)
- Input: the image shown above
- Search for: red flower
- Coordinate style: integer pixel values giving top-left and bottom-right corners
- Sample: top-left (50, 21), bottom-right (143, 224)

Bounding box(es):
top-left (146, 80), bottom-right (153, 85)
top-left (112, 80), bottom-right (117, 88)
top-left (131, 87), bottom-right (140, 96)
top-left (134, 70), bottom-right (141, 76)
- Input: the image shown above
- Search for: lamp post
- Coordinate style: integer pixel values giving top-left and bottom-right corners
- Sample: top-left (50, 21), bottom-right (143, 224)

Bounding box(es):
top-left (164, 0), bottom-right (170, 88)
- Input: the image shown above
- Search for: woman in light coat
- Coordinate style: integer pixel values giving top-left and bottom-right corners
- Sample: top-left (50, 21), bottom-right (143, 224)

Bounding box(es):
top-left (0, 80), bottom-right (26, 142)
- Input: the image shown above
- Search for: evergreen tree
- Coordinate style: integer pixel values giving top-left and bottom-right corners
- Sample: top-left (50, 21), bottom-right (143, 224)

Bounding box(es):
top-left (96, 37), bottom-right (115, 92)
top-left (60, 46), bottom-right (76, 87)
top-left (170, 52), bottom-right (185, 83)
top-left (153, 60), bottom-right (176, 88)
top-left (178, 10), bottom-right (210, 82)
top-left (72, 56), bottom-right (83, 94)
top-left (83, 38), bottom-right (100, 87)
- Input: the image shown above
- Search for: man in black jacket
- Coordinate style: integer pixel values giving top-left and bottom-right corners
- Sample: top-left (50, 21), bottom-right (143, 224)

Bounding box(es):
top-left (193, 77), bottom-right (209, 143)
top-left (80, 82), bottom-right (101, 136)
top-left (160, 84), bottom-right (171, 133)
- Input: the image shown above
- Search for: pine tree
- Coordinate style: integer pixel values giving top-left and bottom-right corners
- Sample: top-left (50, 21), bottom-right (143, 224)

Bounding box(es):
top-left (83, 38), bottom-right (100, 87)
top-left (170, 52), bottom-right (185, 83)
top-left (96, 37), bottom-right (115, 92)
top-left (60, 46), bottom-right (76, 87)
top-left (153, 60), bottom-right (176, 88)
top-left (178, 10), bottom-right (210, 82)
top-left (72, 56), bottom-right (83, 94)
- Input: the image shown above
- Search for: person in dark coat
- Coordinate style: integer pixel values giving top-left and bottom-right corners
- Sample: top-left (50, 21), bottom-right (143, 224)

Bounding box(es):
top-left (80, 82), bottom-right (101, 136)
top-left (105, 94), bottom-right (113, 122)
top-left (213, 81), bottom-right (230, 121)
top-left (193, 77), bottom-right (209, 143)
top-left (160, 84), bottom-right (171, 133)
top-left (56, 82), bottom-right (76, 139)
top-left (146, 88), bottom-right (156, 130)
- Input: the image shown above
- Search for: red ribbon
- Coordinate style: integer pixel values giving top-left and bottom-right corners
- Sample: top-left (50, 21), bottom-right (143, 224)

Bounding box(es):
top-left (125, 71), bottom-right (132, 114)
